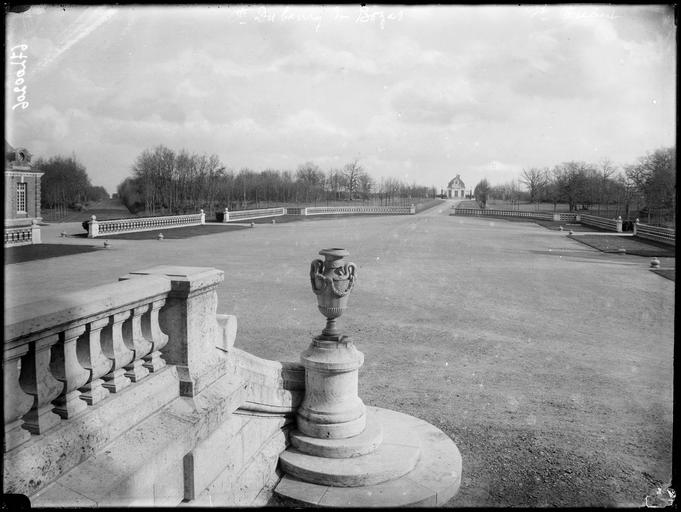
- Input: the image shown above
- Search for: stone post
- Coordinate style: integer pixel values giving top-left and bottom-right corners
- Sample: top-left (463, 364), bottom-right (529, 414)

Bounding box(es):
top-left (634, 218), bottom-right (639, 236)
top-left (553, 213), bottom-right (561, 221)
top-left (223, 207), bottom-right (230, 223)
top-left (88, 215), bottom-right (99, 238)
top-left (31, 219), bottom-right (41, 244)
top-left (200, 209), bottom-right (205, 225)
top-left (119, 266), bottom-right (227, 397)
top-left (616, 216), bottom-right (622, 233)
top-left (410, 203), bottom-right (416, 214)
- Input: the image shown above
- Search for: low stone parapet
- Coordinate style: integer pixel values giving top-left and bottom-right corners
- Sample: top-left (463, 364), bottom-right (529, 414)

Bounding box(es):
top-left (222, 207), bottom-right (286, 222)
top-left (4, 220), bottom-right (41, 247)
top-left (304, 205), bottom-right (415, 215)
top-left (634, 221), bottom-right (675, 246)
top-left (87, 211), bottom-right (205, 238)
top-left (453, 208), bottom-right (554, 221)
top-left (580, 214), bottom-right (622, 232)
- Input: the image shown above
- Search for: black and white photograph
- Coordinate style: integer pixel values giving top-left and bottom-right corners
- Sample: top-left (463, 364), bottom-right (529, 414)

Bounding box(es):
top-left (4, 4), bottom-right (675, 508)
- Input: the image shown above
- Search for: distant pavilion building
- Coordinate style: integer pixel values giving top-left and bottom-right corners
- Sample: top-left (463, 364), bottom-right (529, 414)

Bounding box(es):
top-left (5, 140), bottom-right (43, 246)
top-left (445, 174), bottom-right (466, 199)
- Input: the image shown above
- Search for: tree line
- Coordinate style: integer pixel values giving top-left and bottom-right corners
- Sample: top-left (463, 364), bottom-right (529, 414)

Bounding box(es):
top-left (473, 146), bottom-right (675, 225)
top-left (116, 145), bottom-right (437, 215)
top-left (34, 155), bottom-right (109, 216)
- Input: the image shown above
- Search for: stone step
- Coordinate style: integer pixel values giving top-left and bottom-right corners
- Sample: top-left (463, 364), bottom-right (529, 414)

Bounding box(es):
top-left (289, 410), bottom-right (383, 458)
top-left (274, 407), bottom-right (462, 507)
top-left (279, 439), bottom-right (419, 488)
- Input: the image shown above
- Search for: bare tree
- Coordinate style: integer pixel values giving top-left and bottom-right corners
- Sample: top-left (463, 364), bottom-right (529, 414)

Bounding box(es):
top-left (342, 160), bottom-right (362, 200)
top-left (519, 167), bottom-right (547, 206)
top-left (592, 158), bottom-right (618, 215)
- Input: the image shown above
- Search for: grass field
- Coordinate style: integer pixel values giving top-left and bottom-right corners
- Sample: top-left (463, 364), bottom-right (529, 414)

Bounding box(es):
top-left (4, 205), bottom-right (674, 507)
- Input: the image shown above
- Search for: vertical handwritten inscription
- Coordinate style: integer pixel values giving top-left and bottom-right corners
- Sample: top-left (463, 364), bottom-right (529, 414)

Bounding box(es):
top-left (10, 44), bottom-right (29, 110)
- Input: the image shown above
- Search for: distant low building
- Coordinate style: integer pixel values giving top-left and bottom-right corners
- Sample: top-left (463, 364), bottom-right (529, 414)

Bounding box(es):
top-left (445, 174), bottom-right (466, 198)
top-left (5, 140), bottom-right (43, 246)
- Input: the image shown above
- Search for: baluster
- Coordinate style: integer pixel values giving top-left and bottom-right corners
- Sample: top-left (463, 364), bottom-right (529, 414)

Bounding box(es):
top-left (4, 345), bottom-right (34, 451)
top-left (77, 318), bottom-right (112, 405)
top-left (100, 311), bottom-right (134, 392)
top-left (20, 335), bottom-right (62, 434)
top-left (122, 305), bottom-right (152, 382)
top-left (142, 298), bottom-right (169, 372)
top-left (50, 325), bottom-right (90, 418)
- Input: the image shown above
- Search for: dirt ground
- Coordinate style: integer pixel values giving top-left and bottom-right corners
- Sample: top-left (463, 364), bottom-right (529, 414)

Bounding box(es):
top-left (4, 203), bottom-right (674, 507)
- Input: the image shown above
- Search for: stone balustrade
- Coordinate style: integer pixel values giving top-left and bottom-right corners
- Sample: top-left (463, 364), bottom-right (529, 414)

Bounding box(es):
top-left (634, 220), bottom-right (675, 246)
top-left (580, 214), bottom-right (622, 232)
top-left (3, 275), bottom-right (173, 452)
top-left (304, 205), bottom-right (415, 215)
top-left (4, 264), bottom-right (308, 506)
top-left (4, 220), bottom-right (41, 247)
top-left (453, 207), bottom-right (596, 225)
top-left (87, 211), bottom-right (205, 238)
top-left (222, 207), bottom-right (286, 222)
top-left (554, 212), bottom-right (580, 222)
top-left (453, 208), bottom-right (555, 221)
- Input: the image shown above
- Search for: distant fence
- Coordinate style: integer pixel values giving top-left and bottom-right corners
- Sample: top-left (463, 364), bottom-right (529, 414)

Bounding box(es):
top-left (634, 221), bottom-right (675, 246)
top-left (87, 211), bottom-right (204, 238)
top-left (579, 214), bottom-right (622, 233)
top-left (4, 221), bottom-right (41, 247)
top-left (220, 205), bottom-right (415, 222)
top-left (452, 207), bottom-right (676, 245)
top-left (452, 208), bottom-right (555, 221)
top-left (222, 207), bottom-right (286, 222)
top-left (302, 205), bottom-right (415, 216)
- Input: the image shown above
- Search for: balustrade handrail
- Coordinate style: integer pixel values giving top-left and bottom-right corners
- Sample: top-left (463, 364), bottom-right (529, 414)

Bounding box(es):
top-left (4, 275), bottom-right (171, 344)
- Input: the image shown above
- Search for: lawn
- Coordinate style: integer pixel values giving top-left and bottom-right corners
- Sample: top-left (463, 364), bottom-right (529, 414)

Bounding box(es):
top-left (569, 234), bottom-right (676, 258)
top-left (4, 243), bottom-right (101, 264)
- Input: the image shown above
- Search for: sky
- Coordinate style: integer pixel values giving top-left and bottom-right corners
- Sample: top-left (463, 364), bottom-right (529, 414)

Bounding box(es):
top-left (5, 4), bottom-right (676, 195)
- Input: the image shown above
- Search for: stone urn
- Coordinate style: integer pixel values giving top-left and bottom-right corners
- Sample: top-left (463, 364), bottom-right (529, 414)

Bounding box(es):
top-left (310, 248), bottom-right (357, 339)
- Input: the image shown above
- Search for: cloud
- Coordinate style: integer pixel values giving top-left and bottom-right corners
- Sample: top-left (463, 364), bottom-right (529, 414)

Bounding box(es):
top-left (388, 79), bottom-right (483, 125)
top-left (272, 39), bottom-right (380, 76)
top-left (4, 5), bottom-right (675, 195)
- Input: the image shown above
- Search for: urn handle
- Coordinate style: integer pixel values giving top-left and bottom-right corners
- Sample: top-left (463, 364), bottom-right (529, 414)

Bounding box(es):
top-left (310, 259), bottom-right (327, 294)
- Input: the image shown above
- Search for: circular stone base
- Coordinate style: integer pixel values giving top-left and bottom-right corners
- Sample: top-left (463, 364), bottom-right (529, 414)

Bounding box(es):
top-left (275, 407), bottom-right (462, 507)
top-left (297, 410), bottom-right (367, 439)
top-left (291, 410), bottom-right (383, 458)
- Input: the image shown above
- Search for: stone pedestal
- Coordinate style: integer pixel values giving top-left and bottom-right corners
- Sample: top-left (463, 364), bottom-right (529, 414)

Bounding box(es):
top-left (296, 337), bottom-right (365, 439)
